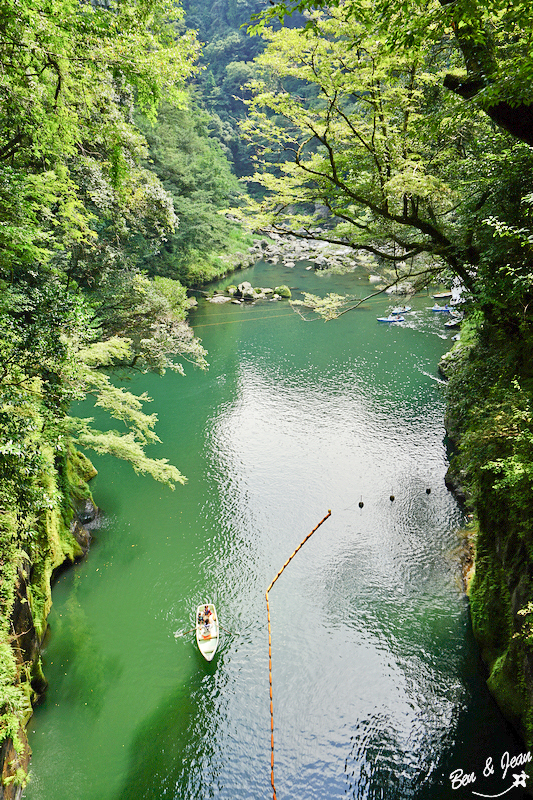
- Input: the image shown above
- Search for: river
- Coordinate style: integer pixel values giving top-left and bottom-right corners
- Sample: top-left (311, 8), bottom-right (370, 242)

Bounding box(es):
top-left (24, 260), bottom-right (524, 800)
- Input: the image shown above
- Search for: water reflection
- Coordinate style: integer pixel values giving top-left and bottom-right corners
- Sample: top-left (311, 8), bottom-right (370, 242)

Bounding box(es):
top-left (25, 264), bottom-right (526, 800)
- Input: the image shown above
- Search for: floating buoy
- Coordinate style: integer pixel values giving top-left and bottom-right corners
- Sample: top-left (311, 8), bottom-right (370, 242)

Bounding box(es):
top-left (426, 488), bottom-right (431, 494)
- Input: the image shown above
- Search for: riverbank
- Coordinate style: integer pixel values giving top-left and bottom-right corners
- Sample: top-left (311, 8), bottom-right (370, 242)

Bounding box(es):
top-left (441, 316), bottom-right (533, 757)
top-left (187, 226), bottom-right (378, 291)
top-left (0, 444), bottom-right (98, 798)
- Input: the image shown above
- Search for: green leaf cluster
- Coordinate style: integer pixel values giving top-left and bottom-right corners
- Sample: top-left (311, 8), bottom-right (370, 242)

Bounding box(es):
top-left (136, 102), bottom-right (248, 285)
top-left (0, 0), bottom-right (217, 771)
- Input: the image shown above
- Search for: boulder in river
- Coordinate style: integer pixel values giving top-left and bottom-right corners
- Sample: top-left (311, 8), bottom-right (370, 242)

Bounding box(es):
top-left (238, 281), bottom-right (256, 300)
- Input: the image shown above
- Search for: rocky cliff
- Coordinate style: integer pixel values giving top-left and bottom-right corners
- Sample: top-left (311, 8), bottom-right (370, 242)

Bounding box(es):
top-left (441, 317), bottom-right (533, 752)
top-left (0, 450), bottom-right (98, 798)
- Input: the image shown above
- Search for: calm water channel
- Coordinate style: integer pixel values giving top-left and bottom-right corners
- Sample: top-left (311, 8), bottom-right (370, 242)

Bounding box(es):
top-left (25, 260), bottom-right (524, 800)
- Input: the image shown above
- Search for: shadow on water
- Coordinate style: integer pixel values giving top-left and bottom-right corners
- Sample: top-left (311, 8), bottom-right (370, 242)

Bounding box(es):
top-left (114, 650), bottom-right (225, 800)
top-left (40, 574), bottom-right (123, 714)
top-left (422, 610), bottom-right (528, 800)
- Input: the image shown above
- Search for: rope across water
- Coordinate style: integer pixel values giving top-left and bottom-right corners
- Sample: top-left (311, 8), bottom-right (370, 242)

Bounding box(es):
top-left (265, 510), bottom-right (332, 799)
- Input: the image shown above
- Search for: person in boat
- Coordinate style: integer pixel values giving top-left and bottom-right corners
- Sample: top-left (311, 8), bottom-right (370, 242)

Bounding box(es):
top-left (202, 606), bottom-right (212, 627)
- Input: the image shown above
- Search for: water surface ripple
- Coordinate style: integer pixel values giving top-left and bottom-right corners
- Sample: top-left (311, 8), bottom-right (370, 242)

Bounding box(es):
top-left (25, 262), bottom-right (523, 800)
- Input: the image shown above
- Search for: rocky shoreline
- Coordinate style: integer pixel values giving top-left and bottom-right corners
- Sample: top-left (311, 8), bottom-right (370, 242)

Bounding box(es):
top-left (212, 229), bottom-right (417, 298)
top-left (0, 496), bottom-right (99, 799)
top-left (246, 230), bottom-right (359, 271)
top-left (212, 227), bottom-right (366, 276)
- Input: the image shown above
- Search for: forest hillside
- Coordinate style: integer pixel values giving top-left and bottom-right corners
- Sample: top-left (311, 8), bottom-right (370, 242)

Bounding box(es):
top-left (1, 0), bottom-right (533, 794)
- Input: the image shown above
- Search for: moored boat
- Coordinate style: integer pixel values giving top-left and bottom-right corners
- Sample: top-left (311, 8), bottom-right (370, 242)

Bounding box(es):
top-left (445, 315), bottom-right (463, 328)
top-left (196, 603), bottom-right (219, 661)
top-left (391, 305), bottom-right (412, 314)
top-left (433, 291), bottom-right (453, 299)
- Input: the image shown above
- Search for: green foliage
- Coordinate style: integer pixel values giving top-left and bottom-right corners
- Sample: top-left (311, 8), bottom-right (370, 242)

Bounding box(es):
top-left (71, 428), bottom-right (185, 487)
top-left (515, 603), bottom-right (533, 650)
top-left (0, 0), bottom-right (199, 286)
top-left (291, 292), bottom-right (346, 320)
top-left (182, 0), bottom-right (269, 175)
top-left (240, 6), bottom-right (505, 298)
top-left (252, 0), bottom-right (533, 147)
top-left (448, 331), bottom-right (533, 534)
top-left (136, 102), bottom-right (247, 285)
top-left (67, 323), bottom-right (207, 486)
top-left (445, 310), bottom-right (533, 742)
top-left (239, 2), bottom-right (533, 334)
top-left (152, 277), bottom-right (189, 320)
top-left (0, 0), bottom-right (208, 492)
top-left (3, 767), bottom-right (29, 788)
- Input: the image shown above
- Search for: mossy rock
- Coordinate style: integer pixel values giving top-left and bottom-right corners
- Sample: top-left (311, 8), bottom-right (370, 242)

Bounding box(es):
top-left (274, 285), bottom-right (291, 298)
top-left (487, 647), bottom-right (526, 727)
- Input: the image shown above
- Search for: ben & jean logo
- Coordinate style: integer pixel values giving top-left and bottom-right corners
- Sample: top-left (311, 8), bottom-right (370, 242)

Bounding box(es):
top-left (449, 751), bottom-right (531, 797)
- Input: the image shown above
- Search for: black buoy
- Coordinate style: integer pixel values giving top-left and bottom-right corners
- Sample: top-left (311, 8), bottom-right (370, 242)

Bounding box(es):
top-left (390, 495), bottom-right (395, 502)
top-left (426, 487), bottom-right (431, 494)
top-left (358, 501), bottom-right (364, 508)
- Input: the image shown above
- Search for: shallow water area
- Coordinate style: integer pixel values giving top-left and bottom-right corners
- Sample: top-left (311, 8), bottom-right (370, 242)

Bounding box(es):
top-left (25, 260), bottom-right (525, 800)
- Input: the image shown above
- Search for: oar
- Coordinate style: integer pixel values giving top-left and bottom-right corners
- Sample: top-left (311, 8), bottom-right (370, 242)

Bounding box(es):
top-left (219, 625), bottom-right (240, 636)
top-left (174, 627), bottom-right (195, 638)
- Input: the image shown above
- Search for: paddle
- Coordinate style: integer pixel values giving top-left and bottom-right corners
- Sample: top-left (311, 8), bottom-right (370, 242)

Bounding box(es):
top-left (219, 625), bottom-right (240, 636)
top-left (174, 622), bottom-right (239, 638)
top-left (174, 628), bottom-right (195, 638)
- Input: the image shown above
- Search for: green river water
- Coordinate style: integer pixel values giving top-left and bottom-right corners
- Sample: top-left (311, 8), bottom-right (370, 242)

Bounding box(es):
top-left (24, 260), bottom-right (525, 800)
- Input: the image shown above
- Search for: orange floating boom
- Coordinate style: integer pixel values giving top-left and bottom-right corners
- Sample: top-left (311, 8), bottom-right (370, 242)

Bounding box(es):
top-left (265, 510), bottom-right (332, 800)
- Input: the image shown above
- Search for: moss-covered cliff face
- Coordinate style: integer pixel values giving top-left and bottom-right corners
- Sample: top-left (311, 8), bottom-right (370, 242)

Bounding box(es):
top-left (442, 314), bottom-right (533, 747)
top-left (0, 442), bottom-right (97, 799)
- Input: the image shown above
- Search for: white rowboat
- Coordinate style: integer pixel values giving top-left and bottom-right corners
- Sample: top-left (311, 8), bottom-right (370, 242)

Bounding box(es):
top-left (445, 315), bottom-right (463, 328)
top-left (196, 604), bottom-right (219, 661)
top-left (391, 305), bottom-right (411, 314)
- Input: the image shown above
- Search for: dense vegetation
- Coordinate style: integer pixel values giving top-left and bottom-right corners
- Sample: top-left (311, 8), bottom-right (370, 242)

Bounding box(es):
top-left (182, 0), bottom-right (265, 176)
top-left (0, 0), bottom-right (254, 788)
top-left (136, 102), bottom-right (250, 285)
top-left (1, 0), bottom-right (533, 791)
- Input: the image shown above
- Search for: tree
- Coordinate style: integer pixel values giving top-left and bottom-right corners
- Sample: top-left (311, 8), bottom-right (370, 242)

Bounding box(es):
top-left (135, 102), bottom-right (244, 284)
top-left (241, 7), bottom-right (527, 311)
top-left (251, 0), bottom-right (533, 146)
top-left (0, 0), bottom-right (206, 493)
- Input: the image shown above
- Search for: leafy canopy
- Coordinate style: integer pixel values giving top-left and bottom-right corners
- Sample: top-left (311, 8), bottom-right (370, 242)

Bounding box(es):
top-left (0, 0), bottom-right (206, 494)
top-left (250, 0), bottom-right (533, 146)
top-left (240, 7), bottom-right (505, 298)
